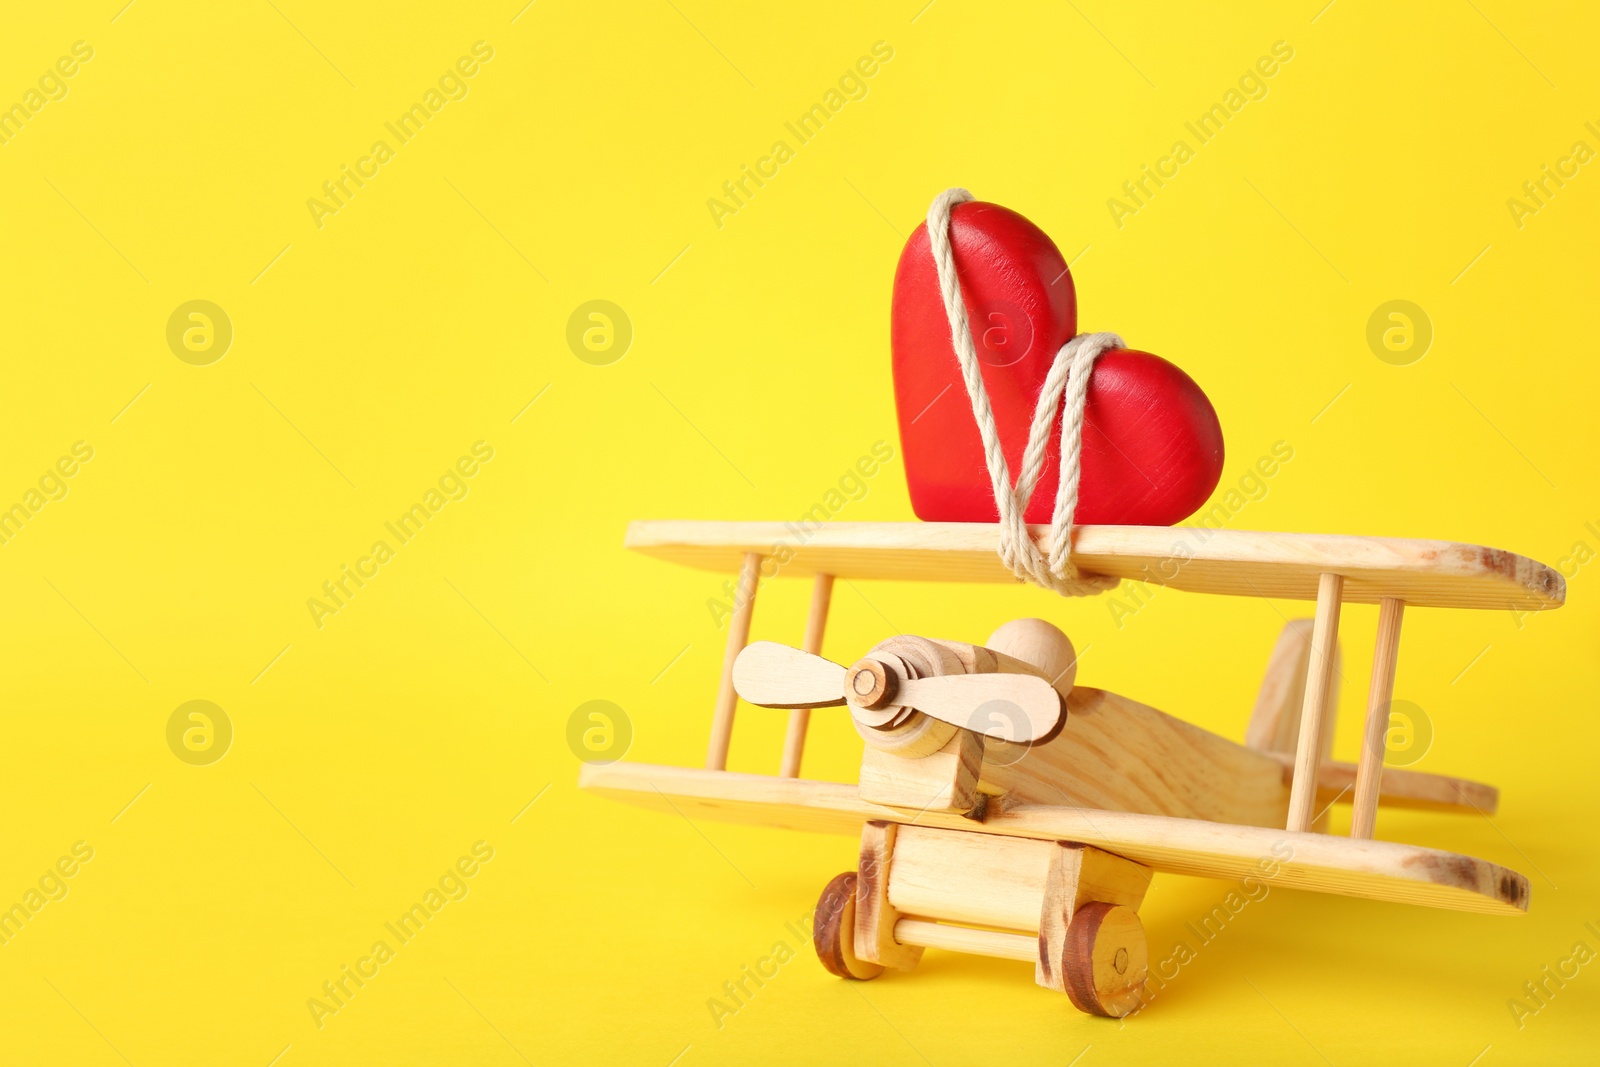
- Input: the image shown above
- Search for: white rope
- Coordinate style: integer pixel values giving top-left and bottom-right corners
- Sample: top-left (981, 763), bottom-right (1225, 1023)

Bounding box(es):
top-left (925, 188), bottom-right (1119, 596)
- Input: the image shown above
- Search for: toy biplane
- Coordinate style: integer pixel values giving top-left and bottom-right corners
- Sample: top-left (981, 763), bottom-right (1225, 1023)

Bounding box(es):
top-left (580, 521), bottom-right (1563, 1016)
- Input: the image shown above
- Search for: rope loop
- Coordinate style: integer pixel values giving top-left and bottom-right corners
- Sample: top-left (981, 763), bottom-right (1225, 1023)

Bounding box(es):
top-left (925, 189), bottom-right (1119, 596)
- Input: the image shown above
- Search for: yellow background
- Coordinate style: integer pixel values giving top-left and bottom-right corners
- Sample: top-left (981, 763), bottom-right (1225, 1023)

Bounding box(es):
top-left (2, 1), bottom-right (1596, 1063)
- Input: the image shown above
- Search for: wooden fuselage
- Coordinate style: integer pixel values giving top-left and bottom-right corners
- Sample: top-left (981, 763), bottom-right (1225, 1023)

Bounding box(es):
top-left (981, 686), bottom-right (1291, 827)
top-left (850, 622), bottom-right (1492, 828)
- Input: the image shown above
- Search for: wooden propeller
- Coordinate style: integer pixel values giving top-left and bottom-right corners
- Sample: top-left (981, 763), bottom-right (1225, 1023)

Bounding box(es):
top-left (732, 640), bottom-right (1064, 744)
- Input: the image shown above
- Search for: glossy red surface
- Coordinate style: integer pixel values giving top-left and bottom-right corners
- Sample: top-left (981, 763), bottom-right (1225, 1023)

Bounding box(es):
top-left (891, 201), bottom-right (1223, 525)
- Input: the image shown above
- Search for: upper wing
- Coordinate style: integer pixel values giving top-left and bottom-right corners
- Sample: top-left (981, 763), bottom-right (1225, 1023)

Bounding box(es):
top-left (625, 521), bottom-right (1563, 611)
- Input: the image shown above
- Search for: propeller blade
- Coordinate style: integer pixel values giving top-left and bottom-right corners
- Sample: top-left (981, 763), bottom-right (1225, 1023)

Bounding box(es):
top-left (896, 672), bottom-right (1064, 744)
top-left (733, 642), bottom-right (848, 709)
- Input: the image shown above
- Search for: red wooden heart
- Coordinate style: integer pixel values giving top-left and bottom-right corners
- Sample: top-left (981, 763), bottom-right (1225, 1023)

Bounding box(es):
top-left (890, 200), bottom-right (1225, 526)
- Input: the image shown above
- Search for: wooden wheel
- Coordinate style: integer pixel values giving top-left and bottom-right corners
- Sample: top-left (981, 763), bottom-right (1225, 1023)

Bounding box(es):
top-left (1060, 902), bottom-right (1148, 1017)
top-left (812, 872), bottom-right (885, 980)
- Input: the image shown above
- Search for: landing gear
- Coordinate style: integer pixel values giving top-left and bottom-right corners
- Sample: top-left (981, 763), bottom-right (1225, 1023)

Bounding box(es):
top-left (813, 821), bottom-right (1152, 1018)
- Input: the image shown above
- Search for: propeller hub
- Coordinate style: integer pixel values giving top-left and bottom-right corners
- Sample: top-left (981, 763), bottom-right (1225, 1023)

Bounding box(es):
top-left (846, 659), bottom-right (898, 710)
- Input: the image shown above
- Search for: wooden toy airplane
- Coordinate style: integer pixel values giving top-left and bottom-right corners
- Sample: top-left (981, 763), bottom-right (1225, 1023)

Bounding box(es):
top-left (581, 520), bottom-right (1564, 1017)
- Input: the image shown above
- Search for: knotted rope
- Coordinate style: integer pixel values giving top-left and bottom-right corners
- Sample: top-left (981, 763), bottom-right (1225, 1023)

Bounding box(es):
top-left (925, 188), bottom-right (1119, 596)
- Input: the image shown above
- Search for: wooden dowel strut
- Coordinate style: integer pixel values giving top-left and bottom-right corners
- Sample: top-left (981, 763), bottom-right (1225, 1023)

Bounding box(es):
top-left (1285, 572), bottom-right (1344, 832)
top-left (780, 573), bottom-right (834, 778)
top-left (1350, 597), bottom-right (1405, 839)
top-left (707, 552), bottom-right (761, 770)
